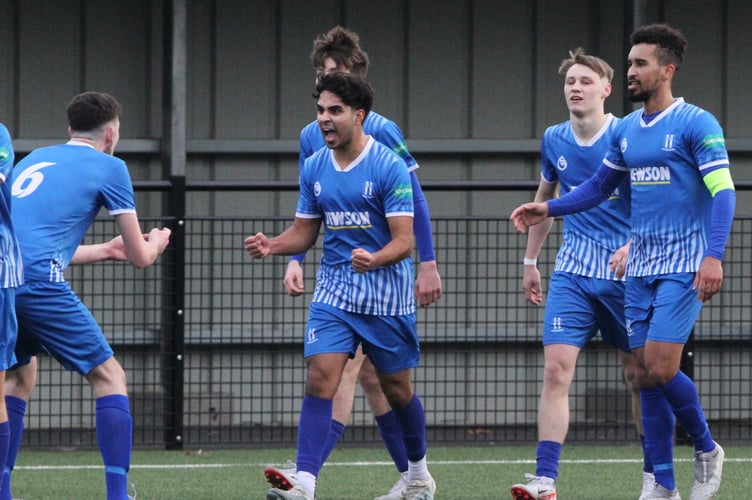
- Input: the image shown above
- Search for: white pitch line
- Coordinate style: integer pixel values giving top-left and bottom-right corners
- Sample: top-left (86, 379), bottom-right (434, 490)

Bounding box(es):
top-left (15, 457), bottom-right (752, 471)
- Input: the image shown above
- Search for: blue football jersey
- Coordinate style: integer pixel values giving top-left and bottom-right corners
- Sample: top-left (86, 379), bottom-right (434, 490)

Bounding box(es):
top-left (0, 124), bottom-right (23, 288)
top-left (541, 114), bottom-right (631, 279)
top-left (604, 98), bottom-right (731, 276)
top-left (297, 137), bottom-right (415, 316)
top-left (299, 111), bottom-right (417, 171)
top-left (11, 142), bottom-right (136, 282)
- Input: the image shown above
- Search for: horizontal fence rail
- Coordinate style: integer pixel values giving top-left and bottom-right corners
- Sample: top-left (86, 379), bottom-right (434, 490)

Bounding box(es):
top-left (23, 183), bottom-right (752, 450)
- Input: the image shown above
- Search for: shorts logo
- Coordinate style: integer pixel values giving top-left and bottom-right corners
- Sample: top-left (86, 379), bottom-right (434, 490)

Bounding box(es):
top-left (551, 316), bottom-right (563, 332)
top-left (306, 328), bottom-right (318, 344)
top-left (626, 320), bottom-right (634, 337)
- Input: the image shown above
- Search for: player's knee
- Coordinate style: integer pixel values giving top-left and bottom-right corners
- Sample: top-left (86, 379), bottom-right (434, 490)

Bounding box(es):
top-left (542, 361), bottom-right (572, 389)
top-left (357, 368), bottom-right (380, 394)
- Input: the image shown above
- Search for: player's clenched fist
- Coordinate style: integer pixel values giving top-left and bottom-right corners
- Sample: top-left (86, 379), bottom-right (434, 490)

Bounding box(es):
top-left (351, 248), bottom-right (374, 273)
top-left (509, 202), bottom-right (550, 233)
top-left (245, 232), bottom-right (271, 259)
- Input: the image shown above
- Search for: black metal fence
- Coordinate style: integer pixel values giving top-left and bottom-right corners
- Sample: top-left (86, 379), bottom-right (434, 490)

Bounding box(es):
top-left (24, 215), bottom-right (752, 450)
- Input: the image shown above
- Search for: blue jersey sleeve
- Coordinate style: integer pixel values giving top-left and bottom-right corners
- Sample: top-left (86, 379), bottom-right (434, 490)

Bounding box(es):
top-left (101, 160), bottom-right (137, 214)
top-left (548, 163), bottom-right (626, 217)
top-left (382, 157), bottom-right (414, 216)
top-left (410, 171), bottom-right (435, 262)
top-left (539, 128), bottom-right (559, 184)
top-left (689, 111), bottom-right (730, 172)
top-left (299, 122), bottom-right (318, 171)
top-left (367, 114), bottom-right (417, 170)
top-left (0, 124), bottom-right (14, 182)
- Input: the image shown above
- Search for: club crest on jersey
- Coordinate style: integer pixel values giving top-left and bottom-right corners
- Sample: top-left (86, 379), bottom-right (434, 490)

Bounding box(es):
top-left (313, 181), bottom-right (322, 197)
top-left (362, 181), bottom-right (375, 199)
top-left (662, 134), bottom-right (676, 152)
top-left (556, 155), bottom-right (568, 171)
top-left (620, 137), bottom-right (628, 153)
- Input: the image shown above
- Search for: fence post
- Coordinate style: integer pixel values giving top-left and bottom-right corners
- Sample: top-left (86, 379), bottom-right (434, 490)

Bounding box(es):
top-left (161, 0), bottom-right (187, 450)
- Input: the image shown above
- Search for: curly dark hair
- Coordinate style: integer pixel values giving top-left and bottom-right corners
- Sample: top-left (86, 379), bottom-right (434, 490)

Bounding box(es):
top-left (630, 23), bottom-right (687, 70)
top-left (314, 72), bottom-right (373, 118)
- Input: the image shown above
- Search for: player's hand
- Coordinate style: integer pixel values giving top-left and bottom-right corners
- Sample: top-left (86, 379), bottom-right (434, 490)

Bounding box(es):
top-left (148, 227), bottom-right (172, 254)
top-left (351, 248), bottom-right (375, 273)
top-left (284, 260), bottom-right (306, 296)
top-left (415, 260), bottom-right (442, 307)
top-left (245, 232), bottom-right (271, 259)
top-left (523, 264), bottom-right (543, 305)
top-left (693, 256), bottom-right (723, 302)
top-left (510, 202), bottom-right (550, 233)
top-left (608, 242), bottom-right (630, 278)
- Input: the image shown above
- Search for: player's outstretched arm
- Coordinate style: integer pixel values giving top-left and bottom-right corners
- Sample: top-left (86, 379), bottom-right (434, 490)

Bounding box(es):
top-left (116, 213), bottom-right (171, 268)
top-left (245, 218), bottom-right (321, 260)
top-left (71, 235), bottom-right (132, 265)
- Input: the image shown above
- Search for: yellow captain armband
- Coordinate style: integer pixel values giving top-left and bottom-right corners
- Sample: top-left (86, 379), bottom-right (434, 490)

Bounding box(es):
top-left (703, 168), bottom-right (735, 196)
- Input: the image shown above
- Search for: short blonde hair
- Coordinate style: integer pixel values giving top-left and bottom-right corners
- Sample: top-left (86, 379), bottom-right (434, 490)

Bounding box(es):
top-left (558, 48), bottom-right (613, 82)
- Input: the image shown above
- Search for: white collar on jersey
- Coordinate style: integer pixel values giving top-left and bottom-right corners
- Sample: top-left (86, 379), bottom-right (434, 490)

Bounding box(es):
top-left (66, 139), bottom-right (97, 149)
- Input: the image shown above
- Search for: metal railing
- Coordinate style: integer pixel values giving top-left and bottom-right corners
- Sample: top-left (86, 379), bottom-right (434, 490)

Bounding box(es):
top-left (23, 203), bottom-right (752, 449)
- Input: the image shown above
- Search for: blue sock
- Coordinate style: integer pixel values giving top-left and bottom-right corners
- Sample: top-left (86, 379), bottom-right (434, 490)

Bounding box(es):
top-left (640, 435), bottom-right (653, 473)
top-left (1, 396), bottom-right (25, 500)
top-left (660, 371), bottom-right (715, 452)
top-left (641, 388), bottom-right (676, 491)
top-left (375, 410), bottom-right (408, 473)
top-left (319, 419), bottom-right (346, 464)
top-left (96, 395), bottom-right (132, 500)
top-left (393, 395), bottom-right (427, 462)
top-left (296, 395), bottom-right (332, 477)
top-left (535, 440), bottom-right (562, 480)
top-left (0, 422), bottom-right (9, 497)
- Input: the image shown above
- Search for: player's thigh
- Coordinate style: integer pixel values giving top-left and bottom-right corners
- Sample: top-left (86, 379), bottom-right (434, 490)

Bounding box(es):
top-left (542, 273), bottom-right (599, 348)
top-left (303, 302), bottom-right (359, 358)
top-left (650, 273), bottom-right (701, 343)
top-left (625, 274), bottom-right (700, 348)
top-left (360, 313), bottom-right (419, 374)
top-left (590, 278), bottom-right (630, 352)
top-left (15, 282), bottom-right (112, 375)
top-left (0, 288), bottom-right (17, 370)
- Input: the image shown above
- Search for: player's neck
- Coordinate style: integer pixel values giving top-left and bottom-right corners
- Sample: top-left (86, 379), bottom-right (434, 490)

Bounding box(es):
top-left (642, 87), bottom-right (675, 115)
top-left (332, 133), bottom-right (369, 169)
top-left (570, 111), bottom-right (608, 142)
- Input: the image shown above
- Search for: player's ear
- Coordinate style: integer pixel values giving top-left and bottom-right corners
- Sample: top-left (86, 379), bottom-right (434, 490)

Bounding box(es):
top-left (661, 63), bottom-right (676, 81)
top-left (354, 108), bottom-right (366, 126)
top-left (603, 81), bottom-right (612, 99)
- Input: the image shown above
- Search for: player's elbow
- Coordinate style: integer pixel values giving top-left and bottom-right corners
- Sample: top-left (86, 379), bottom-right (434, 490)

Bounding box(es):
top-left (128, 250), bottom-right (159, 269)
